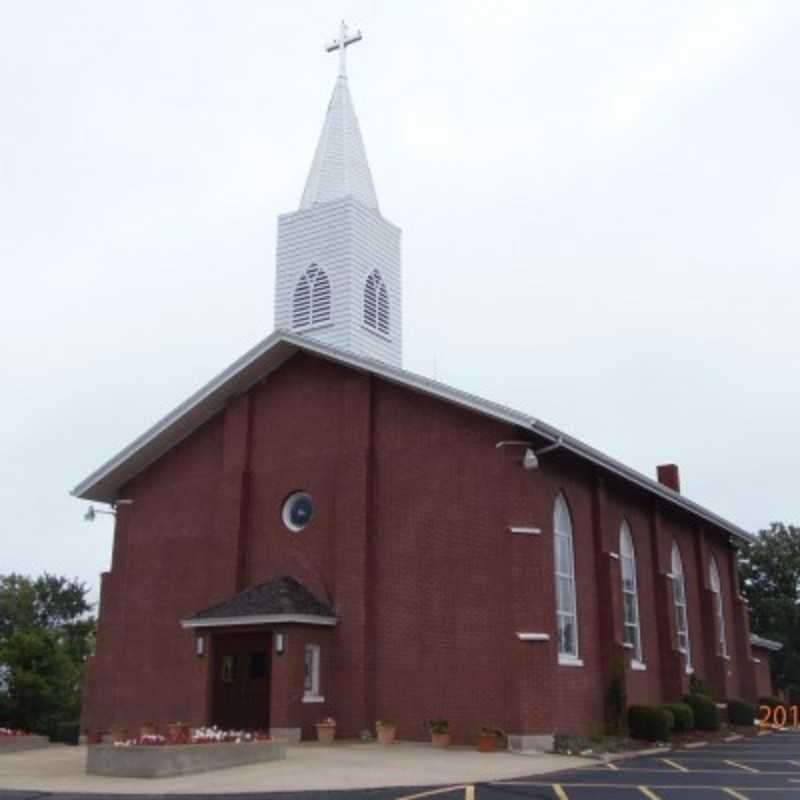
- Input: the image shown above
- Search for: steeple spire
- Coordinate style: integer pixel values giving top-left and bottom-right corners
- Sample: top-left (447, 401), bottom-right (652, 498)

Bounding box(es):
top-left (299, 22), bottom-right (378, 211)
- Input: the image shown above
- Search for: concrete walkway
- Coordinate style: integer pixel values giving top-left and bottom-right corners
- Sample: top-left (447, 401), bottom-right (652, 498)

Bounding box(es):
top-left (0, 741), bottom-right (588, 794)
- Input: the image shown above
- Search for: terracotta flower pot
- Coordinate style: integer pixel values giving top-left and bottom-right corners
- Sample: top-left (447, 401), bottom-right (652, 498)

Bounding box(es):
top-left (476, 733), bottom-right (497, 752)
top-left (376, 723), bottom-right (397, 745)
top-left (431, 732), bottom-right (451, 747)
top-left (316, 723), bottom-right (336, 745)
top-left (110, 726), bottom-right (128, 744)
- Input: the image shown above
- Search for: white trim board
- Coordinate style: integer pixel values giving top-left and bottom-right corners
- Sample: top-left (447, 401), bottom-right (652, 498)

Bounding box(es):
top-left (181, 613), bottom-right (338, 630)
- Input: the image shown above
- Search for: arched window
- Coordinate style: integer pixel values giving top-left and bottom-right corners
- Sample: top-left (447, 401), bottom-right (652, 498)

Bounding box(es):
top-left (710, 558), bottom-right (728, 657)
top-left (363, 270), bottom-right (390, 336)
top-left (553, 494), bottom-right (579, 660)
top-left (292, 265), bottom-right (331, 329)
top-left (620, 521), bottom-right (643, 664)
top-left (671, 542), bottom-right (691, 668)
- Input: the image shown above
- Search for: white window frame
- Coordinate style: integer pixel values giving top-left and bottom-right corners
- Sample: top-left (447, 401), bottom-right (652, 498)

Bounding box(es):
top-left (620, 520), bottom-right (644, 666)
top-left (671, 542), bottom-right (692, 670)
top-left (303, 643), bottom-right (323, 702)
top-left (709, 557), bottom-right (728, 658)
top-left (554, 494), bottom-right (581, 664)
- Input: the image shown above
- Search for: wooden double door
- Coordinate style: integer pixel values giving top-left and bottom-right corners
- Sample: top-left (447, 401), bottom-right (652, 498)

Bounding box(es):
top-left (212, 633), bottom-right (272, 731)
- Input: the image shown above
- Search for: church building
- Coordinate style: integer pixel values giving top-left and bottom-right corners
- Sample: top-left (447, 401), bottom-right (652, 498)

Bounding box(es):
top-left (74, 25), bottom-right (775, 750)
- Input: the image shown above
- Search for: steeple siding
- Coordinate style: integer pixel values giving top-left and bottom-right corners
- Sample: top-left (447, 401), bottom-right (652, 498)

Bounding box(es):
top-left (299, 76), bottom-right (379, 211)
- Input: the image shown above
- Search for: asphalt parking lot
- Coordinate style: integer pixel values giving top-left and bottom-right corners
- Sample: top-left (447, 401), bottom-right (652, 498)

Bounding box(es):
top-left (470, 730), bottom-right (800, 800)
top-left (0, 731), bottom-right (797, 800)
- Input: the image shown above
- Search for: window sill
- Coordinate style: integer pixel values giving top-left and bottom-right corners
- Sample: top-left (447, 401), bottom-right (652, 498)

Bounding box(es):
top-left (558, 656), bottom-right (584, 667)
top-left (720, 654), bottom-right (731, 661)
top-left (302, 694), bottom-right (326, 704)
top-left (631, 660), bottom-right (647, 671)
top-left (685, 665), bottom-right (694, 675)
top-left (622, 642), bottom-right (634, 650)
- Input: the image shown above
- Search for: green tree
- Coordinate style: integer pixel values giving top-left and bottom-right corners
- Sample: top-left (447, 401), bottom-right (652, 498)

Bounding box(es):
top-left (739, 523), bottom-right (800, 699)
top-left (0, 574), bottom-right (95, 738)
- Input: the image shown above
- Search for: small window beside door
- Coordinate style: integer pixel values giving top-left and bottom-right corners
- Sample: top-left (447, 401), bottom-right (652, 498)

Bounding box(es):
top-left (303, 644), bottom-right (323, 702)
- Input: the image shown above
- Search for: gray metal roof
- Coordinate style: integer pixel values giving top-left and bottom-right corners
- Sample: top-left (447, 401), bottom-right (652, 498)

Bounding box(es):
top-left (750, 634), bottom-right (783, 652)
top-left (71, 329), bottom-right (753, 543)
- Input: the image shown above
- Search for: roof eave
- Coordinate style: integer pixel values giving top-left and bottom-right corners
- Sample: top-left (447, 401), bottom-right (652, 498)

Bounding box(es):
top-left (71, 330), bottom-right (753, 544)
top-left (180, 613), bottom-right (338, 630)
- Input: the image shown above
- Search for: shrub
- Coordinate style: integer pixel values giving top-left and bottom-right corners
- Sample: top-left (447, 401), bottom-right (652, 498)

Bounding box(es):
top-left (661, 708), bottom-right (675, 730)
top-left (759, 696), bottom-right (781, 709)
top-left (628, 705), bottom-right (671, 742)
top-left (662, 702), bottom-right (695, 732)
top-left (428, 718), bottom-right (450, 734)
top-left (54, 720), bottom-right (80, 745)
top-left (683, 693), bottom-right (721, 731)
top-left (689, 674), bottom-right (712, 697)
top-left (727, 699), bottom-right (756, 726)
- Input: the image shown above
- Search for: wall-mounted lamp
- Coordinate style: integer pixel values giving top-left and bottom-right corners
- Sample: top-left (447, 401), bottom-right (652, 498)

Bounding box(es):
top-left (275, 633), bottom-right (285, 655)
top-left (196, 636), bottom-right (205, 657)
top-left (83, 499), bottom-right (133, 522)
top-left (495, 439), bottom-right (563, 471)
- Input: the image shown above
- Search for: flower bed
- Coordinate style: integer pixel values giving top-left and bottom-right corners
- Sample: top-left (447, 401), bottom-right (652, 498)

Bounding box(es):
top-left (87, 727), bottom-right (285, 778)
top-left (0, 729), bottom-right (50, 754)
top-left (113, 727), bottom-right (271, 747)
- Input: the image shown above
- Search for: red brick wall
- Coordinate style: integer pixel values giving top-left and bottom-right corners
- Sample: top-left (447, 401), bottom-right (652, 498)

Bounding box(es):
top-left (82, 351), bottom-right (758, 741)
top-left (752, 649), bottom-right (775, 698)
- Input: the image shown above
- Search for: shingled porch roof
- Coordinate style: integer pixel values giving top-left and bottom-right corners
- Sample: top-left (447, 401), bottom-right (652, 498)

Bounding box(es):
top-left (180, 576), bottom-right (337, 629)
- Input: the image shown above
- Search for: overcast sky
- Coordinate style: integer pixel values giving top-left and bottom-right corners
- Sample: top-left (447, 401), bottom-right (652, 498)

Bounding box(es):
top-left (2, 1), bottom-right (798, 603)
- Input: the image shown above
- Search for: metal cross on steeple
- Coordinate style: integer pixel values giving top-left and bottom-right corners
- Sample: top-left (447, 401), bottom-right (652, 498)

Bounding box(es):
top-left (325, 20), bottom-right (362, 78)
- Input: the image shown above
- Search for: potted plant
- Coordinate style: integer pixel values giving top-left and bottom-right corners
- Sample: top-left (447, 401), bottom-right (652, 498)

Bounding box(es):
top-left (110, 726), bottom-right (128, 744)
top-left (166, 722), bottom-right (190, 744)
top-left (86, 731), bottom-right (103, 745)
top-left (316, 717), bottom-right (337, 745)
top-left (428, 718), bottom-right (451, 747)
top-left (376, 719), bottom-right (397, 745)
top-left (476, 726), bottom-right (500, 752)
top-left (139, 724), bottom-right (156, 738)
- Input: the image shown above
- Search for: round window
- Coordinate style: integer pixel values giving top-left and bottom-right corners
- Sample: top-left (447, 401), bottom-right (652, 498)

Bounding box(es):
top-left (282, 492), bottom-right (314, 532)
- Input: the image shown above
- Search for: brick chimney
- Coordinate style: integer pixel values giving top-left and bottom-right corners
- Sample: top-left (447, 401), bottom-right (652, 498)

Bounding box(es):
top-left (656, 464), bottom-right (681, 493)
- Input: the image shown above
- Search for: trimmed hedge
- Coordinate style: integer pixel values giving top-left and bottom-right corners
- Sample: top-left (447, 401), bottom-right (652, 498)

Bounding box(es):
top-left (683, 693), bottom-right (721, 731)
top-left (662, 702), bottom-right (695, 732)
top-left (727, 699), bottom-right (756, 726)
top-left (759, 696), bottom-right (781, 709)
top-left (628, 705), bottom-right (672, 742)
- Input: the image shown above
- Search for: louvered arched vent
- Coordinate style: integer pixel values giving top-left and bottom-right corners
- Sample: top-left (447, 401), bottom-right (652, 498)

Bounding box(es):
top-left (293, 265), bottom-right (331, 329)
top-left (363, 270), bottom-right (390, 336)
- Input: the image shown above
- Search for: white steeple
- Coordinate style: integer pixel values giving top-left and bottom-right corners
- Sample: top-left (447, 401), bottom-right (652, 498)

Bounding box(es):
top-left (274, 23), bottom-right (402, 367)
top-left (299, 75), bottom-right (379, 212)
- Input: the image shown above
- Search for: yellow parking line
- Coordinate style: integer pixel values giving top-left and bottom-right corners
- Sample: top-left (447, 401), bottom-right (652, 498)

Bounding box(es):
top-left (638, 787), bottom-right (662, 800)
top-left (723, 790), bottom-right (749, 800)
top-left (464, 788), bottom-right (475, 800)
top-left (662, 758), bottom-right (689, 772)
top-left (725, 760), bottom-right (760, 774)
top-left (607, 760), bottom-right (619, 770)
top-left (553, 784), bottom-right (570, 800)
top-left (395, 786), bottom-right (467, 800)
